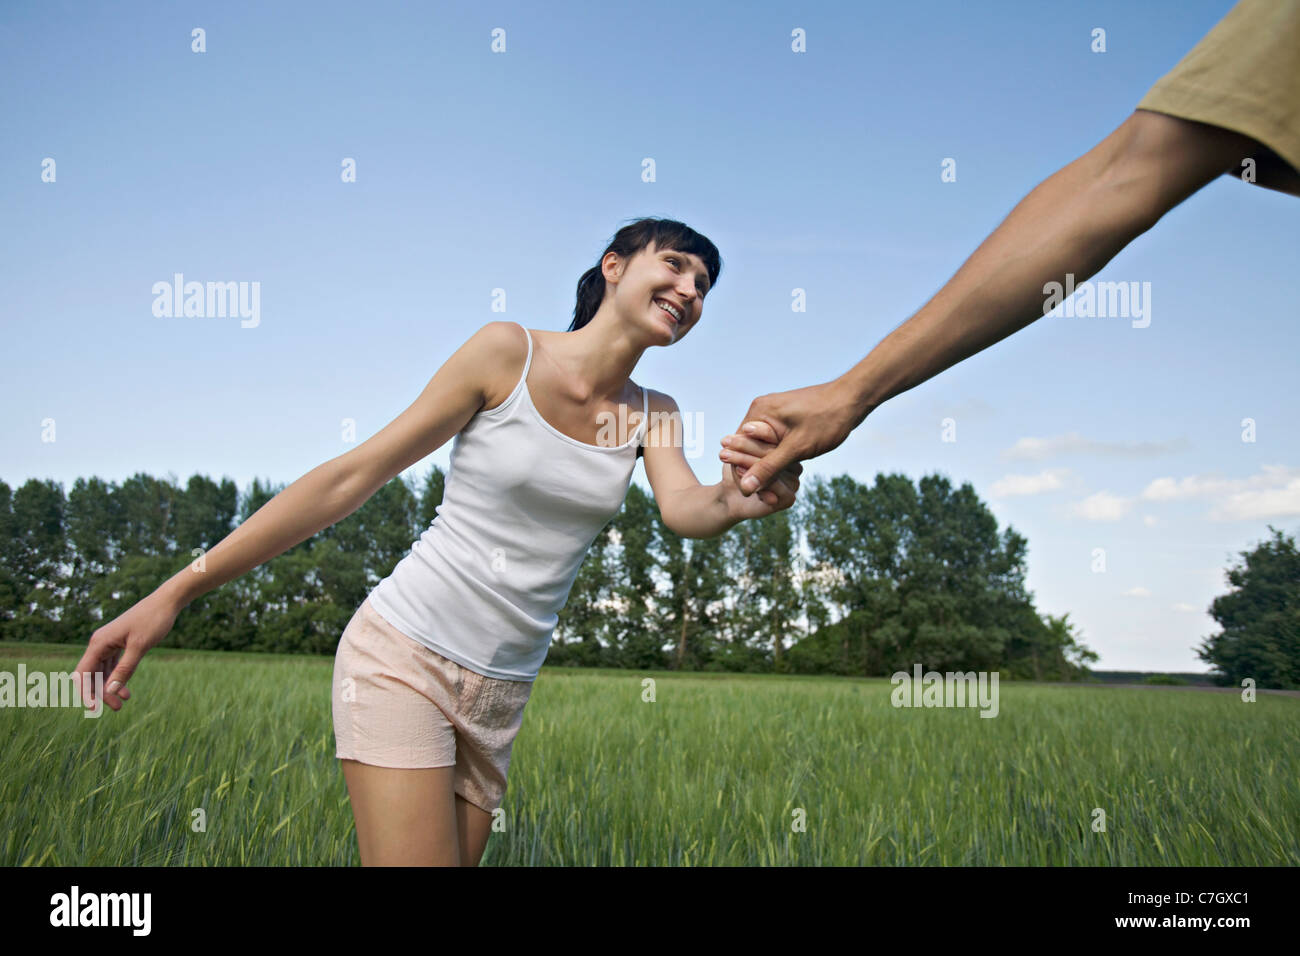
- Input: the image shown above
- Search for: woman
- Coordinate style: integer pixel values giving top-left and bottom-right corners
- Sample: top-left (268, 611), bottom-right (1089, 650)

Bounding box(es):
top-left (74, 217), bottom-right (803, 866)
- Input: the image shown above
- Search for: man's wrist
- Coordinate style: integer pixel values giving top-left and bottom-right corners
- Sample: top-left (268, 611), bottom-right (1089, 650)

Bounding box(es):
top-left (833, 368), bottom-right (880, 430)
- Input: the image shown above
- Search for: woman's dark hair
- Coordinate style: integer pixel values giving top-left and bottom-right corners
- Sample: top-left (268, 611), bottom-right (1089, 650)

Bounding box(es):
top-left (568, 217), bottom-right (721, 332)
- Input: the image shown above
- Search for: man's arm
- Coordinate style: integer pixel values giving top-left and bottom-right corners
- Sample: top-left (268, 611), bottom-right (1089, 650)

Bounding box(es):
top-left (725, 109), bottom-right (1265, 495)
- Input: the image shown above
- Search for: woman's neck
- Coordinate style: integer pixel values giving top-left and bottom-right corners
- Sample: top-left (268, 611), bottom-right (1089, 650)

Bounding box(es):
top-left (554, 310), bottom-right (650, 401)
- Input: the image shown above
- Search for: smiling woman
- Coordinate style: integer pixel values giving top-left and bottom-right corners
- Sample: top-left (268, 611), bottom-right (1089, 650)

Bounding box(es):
top-left (74, 215), bottom-right (803, 868)
top-left (567, 217), bottom-right (717, 335)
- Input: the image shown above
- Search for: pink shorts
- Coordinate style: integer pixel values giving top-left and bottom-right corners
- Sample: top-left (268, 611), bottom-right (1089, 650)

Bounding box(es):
top-left (331, 596), bottom-right (534, 813)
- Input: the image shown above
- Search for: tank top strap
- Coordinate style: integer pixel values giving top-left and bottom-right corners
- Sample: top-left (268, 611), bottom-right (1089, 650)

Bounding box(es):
top-left (639, 383), bottom-right (649, 447)
top-left (516, 322), bottom-right (533, 381)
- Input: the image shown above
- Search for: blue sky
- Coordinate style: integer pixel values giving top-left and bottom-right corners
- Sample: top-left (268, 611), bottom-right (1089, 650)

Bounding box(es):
top-left (3, 0), bottom-right (1296, 672)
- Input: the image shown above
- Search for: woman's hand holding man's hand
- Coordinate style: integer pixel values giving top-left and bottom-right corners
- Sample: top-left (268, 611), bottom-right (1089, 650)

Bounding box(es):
top-left (719, 380), bottom-right (864, 495)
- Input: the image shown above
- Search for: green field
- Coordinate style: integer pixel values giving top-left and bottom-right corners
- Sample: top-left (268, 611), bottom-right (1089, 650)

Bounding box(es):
top-left (2, 642), bottom-right (1297, 866)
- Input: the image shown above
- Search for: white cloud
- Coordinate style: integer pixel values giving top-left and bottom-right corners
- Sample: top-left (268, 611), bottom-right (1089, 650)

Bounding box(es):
top-left (1003, 430), bottom-right (1190, 461)
top-left (1143, 515), bottom-right (1158, 527)
top-left (1123, 587), bottom-right (1152, 598)
top-left (1071, 491), bottom-right (1132, 521)
top-left (1140, 464), bottom-right (1300, 520)
top-left (989, 468), bottom-right (1071, 497)
top-left (1212, 477), bottom-right (1300, 521)
top-left (1171, 602), bottom-right (1200, 613)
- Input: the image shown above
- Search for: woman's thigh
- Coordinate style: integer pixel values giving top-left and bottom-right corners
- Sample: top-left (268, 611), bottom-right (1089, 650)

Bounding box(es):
top-left (341, 759), bottom-right (460, 866)
top-left (331, 597), bottom-right (525, 865)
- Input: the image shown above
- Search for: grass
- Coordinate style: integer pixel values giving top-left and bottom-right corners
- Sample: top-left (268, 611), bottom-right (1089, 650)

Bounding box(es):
top-left (2, 642), bottom-right (1297, 866)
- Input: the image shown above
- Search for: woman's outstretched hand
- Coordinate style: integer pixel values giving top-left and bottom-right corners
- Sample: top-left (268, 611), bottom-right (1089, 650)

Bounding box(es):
top-left (74, 591), bottom-right (180, 712)
top-left (719, 380), bottom-right (862, 495)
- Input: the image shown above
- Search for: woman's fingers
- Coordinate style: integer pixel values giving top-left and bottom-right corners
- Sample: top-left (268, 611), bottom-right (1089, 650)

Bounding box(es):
top-left (720, 431), bottom-right (776, 459)
top-left (77, 634), bottom-right (124, 710)
top-left (721, 432), bottom-right (805, 473)
top-left (738, 420), bottom-right (780, 444)
top-left (74, 595), bottom-right (175, 711)
top-left (719, 446), bottom-right (760, 469)
top-left (721, 446), bottom-right (806, 480)
top-left (724, 452), bottom-right (802, 489)
top-left (754, 469), bottom-right (800, 511)
top-left (727, 455), bottom-right (801, 512)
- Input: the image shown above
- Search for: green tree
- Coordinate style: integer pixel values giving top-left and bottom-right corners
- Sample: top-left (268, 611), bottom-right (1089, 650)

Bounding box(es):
top-left (553, 522), bottom-right (616, 668)
top-left (606, 484), bottom-right (667, 669)
top-left (656, 529), bottom-right (730, 671)
top-left (1197, 525), bottom-right (1300, 689)
top-left (721, 510), bottom-right (802, 673)
top-left (793, 472), bottom-right (1096, 679)
top-left (3, 479), bottom-right (70, 642)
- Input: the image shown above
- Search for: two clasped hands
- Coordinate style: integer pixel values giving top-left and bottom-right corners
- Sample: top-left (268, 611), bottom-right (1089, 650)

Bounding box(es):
top-left (718, 377), bottom-right (866, 508)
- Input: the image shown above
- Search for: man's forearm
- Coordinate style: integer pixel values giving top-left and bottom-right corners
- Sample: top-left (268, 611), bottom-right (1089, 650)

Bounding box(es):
top-left (840, 111), bottom-right (1249, 421)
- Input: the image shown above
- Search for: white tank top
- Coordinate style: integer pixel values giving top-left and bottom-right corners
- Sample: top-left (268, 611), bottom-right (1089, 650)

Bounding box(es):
top-left (367, 322), bottom-right (649, 682)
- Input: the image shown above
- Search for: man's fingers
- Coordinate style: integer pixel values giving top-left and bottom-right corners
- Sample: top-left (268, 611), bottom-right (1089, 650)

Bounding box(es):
top-left (740, 444), bottom-right (802, 496)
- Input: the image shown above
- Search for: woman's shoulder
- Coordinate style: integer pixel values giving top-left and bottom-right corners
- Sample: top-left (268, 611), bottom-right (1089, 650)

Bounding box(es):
top-left (476, 320), bottom-right (530, 352)
top-left (473, 321), bottom-right (531, 411)
top-left (638, 384), bottom-right (679, 416)
top-left (632, 386), bottom-right (686, 459)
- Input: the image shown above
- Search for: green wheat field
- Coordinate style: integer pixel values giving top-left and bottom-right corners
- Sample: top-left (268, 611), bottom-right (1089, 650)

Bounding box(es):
top-left (2, 642), bottom-right (1297, 866)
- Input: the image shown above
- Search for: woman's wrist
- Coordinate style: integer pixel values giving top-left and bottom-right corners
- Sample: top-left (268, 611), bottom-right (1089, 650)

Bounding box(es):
top-left (156, 569), bottom-right (198, 615)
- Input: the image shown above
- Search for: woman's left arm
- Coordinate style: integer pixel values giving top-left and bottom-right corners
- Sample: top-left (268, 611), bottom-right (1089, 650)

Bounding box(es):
top-left (641, 389), bottom-right (800, 539)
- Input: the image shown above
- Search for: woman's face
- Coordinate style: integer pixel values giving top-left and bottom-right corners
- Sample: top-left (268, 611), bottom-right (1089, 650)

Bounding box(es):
top-left (606, 240), bottom-right (710, 345)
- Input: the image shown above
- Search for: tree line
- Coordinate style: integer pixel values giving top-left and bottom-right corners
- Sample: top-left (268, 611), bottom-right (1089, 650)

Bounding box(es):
top-left (2, 468), bottom-right (1292, 685)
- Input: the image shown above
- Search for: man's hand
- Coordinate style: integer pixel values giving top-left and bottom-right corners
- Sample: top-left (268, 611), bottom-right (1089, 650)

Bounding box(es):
top-left (720, 455), bottom-right (802, 523)
top-left (719, 378), bottom-right (863, 496)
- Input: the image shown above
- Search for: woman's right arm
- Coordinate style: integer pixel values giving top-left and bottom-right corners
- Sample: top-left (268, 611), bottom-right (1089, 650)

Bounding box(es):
top-left (75, 320), bottom-right (521, 710)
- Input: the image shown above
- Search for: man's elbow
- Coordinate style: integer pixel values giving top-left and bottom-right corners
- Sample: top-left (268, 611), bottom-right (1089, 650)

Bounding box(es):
top-left (1107, 110), bottom-right (1260, 232)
